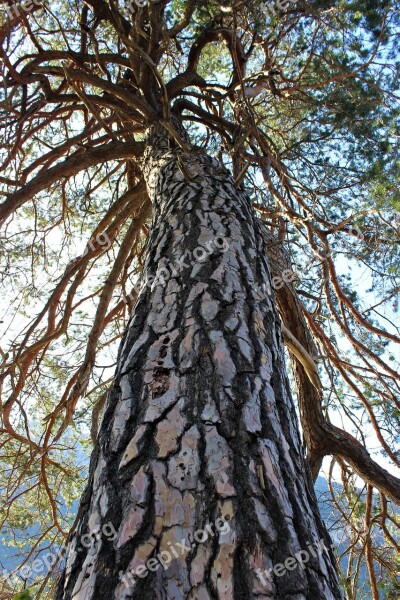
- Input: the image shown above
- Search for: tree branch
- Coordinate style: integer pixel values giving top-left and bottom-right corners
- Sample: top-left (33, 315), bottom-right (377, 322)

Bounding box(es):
top-left (0, 141), bottom-right (145, 227)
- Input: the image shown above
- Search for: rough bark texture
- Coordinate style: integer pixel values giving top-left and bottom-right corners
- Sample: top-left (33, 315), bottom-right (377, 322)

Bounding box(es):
top-left (56, 126), bottom-right (342, 600)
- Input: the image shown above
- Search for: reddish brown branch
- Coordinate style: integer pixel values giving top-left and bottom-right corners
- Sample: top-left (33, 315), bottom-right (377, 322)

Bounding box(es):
top-left (0, 140), bottom-right (144, 226)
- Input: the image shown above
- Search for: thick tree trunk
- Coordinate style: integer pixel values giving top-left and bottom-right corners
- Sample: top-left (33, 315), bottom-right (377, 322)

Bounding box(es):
top-left (56, 126), bottom-right (342, 600)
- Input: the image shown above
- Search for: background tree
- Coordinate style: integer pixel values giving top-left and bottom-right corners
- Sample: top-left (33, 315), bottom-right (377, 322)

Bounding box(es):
top-left (0, 0), bottom-right (399, 598)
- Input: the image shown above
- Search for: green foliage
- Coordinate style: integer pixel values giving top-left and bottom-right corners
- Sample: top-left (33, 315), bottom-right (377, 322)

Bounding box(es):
top-left (12, 590), bottom-right (34, 600)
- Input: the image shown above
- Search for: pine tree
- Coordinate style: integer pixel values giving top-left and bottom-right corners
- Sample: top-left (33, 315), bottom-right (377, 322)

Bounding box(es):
top-left (0, 1), bottom-right (399, 598)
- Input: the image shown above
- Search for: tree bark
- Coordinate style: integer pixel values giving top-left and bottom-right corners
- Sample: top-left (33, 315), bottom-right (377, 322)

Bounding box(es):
top-left (56, 125), bottom-right (342, 600)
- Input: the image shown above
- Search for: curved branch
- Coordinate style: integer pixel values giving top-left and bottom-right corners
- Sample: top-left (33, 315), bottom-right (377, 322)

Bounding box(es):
top-left (0, 141), bottom-right (144, 226)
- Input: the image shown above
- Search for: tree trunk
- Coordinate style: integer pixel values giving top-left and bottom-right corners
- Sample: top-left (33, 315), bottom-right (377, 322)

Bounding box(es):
top-left (56, 126), bottom-right (342, 600)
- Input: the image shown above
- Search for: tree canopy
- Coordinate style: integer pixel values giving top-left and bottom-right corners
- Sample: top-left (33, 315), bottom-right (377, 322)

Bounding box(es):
top-left (0, 0), bottom-right (399, 598)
